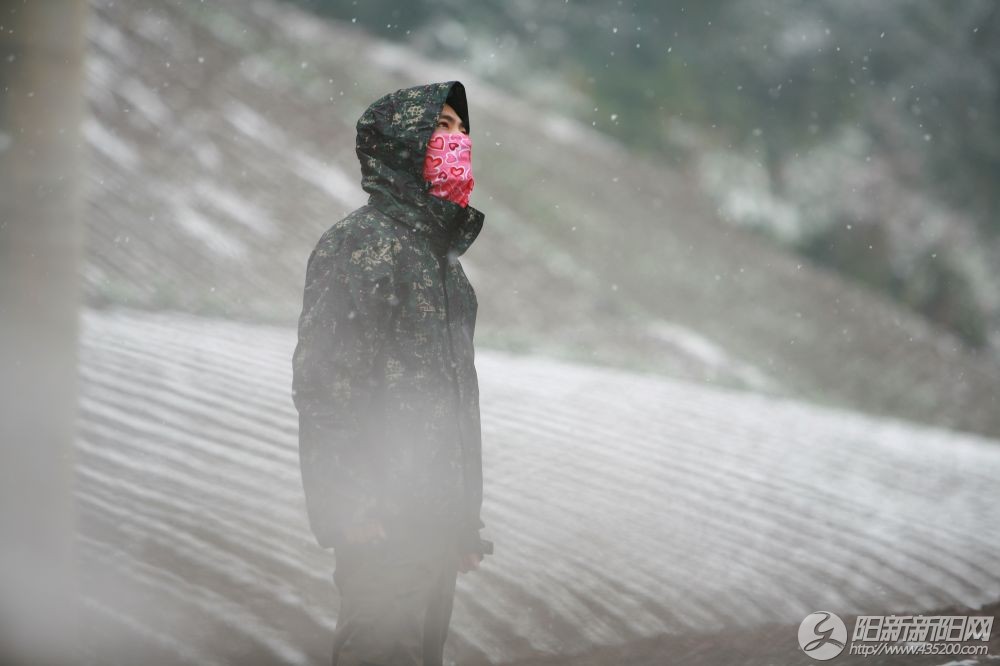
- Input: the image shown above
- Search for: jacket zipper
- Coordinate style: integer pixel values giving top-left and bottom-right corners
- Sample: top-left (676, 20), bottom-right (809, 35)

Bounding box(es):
top-left (438, 254), bottom-right (471, 520)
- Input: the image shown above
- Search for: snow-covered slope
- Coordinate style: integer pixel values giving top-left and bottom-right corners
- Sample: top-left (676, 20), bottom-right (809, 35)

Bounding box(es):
top-left (83, 0), bottom-right (1000, 438)
top-left (76, 307), bottom-right (1000, 665)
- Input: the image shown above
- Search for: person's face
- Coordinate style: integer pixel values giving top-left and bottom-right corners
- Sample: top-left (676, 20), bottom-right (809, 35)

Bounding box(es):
top-left (434, 102), bottom-right (467, 136)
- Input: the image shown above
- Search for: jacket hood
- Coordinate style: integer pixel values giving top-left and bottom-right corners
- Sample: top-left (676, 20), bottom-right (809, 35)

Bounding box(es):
top-left (356, 81), bottom-right (485, 258)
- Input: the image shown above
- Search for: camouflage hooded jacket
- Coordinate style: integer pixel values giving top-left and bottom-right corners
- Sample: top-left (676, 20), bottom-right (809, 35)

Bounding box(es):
top-left (291, 81), bottom-right (487, 553)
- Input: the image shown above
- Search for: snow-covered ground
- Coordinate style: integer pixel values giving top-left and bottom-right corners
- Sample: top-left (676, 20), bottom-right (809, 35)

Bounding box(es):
top-left (75, 306), bottom-right (1000, 665)
top-left (82, 0), bottom-right (1000, 439)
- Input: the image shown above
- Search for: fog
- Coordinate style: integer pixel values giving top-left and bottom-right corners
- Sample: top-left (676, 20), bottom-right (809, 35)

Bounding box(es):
top-left (2, 1), bottom-right (998, 664)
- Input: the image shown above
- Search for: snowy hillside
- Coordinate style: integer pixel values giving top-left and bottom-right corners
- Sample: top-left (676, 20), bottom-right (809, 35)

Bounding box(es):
top-left (83, 0), bottom-right (1000, 438)
top-left (76, 306), bottom-right (1000, 665)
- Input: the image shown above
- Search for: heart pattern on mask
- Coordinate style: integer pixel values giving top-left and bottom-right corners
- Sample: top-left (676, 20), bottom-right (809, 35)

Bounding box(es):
top-left (422, 131), bottom-right (475, 208)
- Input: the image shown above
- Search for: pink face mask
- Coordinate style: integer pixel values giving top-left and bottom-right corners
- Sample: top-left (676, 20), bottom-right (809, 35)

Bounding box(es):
top-left (423, 132), bottom-right (475, 208)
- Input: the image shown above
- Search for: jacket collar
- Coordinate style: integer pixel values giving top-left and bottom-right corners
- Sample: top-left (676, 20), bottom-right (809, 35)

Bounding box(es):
top-left (356, 81), bottom-right (485, 258)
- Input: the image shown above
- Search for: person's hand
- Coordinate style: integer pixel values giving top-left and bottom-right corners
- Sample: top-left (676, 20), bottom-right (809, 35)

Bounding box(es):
top-left (343, 519), bottom-right (386, 545)
top-left (458, 551), bottom-right (483, 574)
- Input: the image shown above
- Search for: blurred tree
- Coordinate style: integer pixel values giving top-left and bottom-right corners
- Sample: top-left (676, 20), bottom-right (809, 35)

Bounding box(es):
top-left (0, 1), bottom-right (87, 663)
top-left (285, 0), bottom-right (1000, 349)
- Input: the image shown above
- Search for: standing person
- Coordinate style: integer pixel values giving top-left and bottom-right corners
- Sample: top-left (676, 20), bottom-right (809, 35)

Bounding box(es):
top-left (291, 80), bottom-right (492, 666)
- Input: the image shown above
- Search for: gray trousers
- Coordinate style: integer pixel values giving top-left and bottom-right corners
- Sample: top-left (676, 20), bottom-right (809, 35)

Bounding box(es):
top-left (330, 528), bottom-right (461, 666)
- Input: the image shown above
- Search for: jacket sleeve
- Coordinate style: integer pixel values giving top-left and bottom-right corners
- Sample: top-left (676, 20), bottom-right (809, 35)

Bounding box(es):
top-left (291, 234), bottom-right (392, 550)
top-left (457, 517), bottom-right (488, 557)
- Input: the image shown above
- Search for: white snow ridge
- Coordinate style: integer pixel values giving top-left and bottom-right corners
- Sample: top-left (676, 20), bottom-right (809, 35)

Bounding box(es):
top-left (75, 306), bottom-right (1000, 665)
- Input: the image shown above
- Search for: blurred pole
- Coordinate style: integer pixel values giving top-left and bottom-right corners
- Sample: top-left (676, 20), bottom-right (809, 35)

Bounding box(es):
top-left (0, 0), bottom-right (87, 664)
